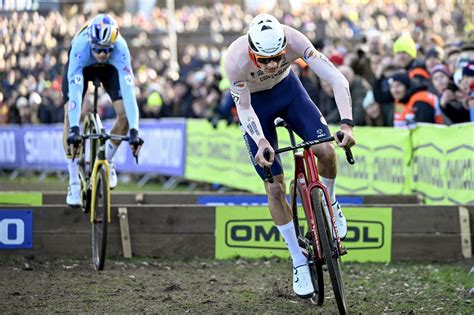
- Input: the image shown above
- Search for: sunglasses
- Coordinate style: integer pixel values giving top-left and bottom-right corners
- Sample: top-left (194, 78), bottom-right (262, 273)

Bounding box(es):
top-left (91, 46), bottom-right (114, 54)
top-left (256, 52), bottom-right (285, 64)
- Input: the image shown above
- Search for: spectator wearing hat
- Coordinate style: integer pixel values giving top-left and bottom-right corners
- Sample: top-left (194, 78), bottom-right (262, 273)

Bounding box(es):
top-left (430, 64), bottom-right (468, 124)
top-left (389, 71), bottom-right (443, 128)
top-left (362, 90), bottom-right (384, 126)
top-left (425, 47), bottom-right (444, 73)
top-left (445, 47), bottom-right (461, 74)
top-left (392, 33), bottom-right (430, 86)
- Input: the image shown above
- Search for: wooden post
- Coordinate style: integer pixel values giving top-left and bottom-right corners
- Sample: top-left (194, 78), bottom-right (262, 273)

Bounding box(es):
top-left (118, 207), bottom-right (132, 258)
top-left (459, 207), bottom-right (471, 259)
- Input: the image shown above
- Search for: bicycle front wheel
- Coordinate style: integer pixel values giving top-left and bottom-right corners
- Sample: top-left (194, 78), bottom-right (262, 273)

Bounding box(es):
top-left (311, 188), bottom-right (347, 314)
top-left (92, 167), bottom-right (109, 271)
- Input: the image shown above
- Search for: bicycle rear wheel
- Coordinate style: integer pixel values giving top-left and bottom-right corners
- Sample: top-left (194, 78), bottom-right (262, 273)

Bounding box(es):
top-left (92, 167), bottom-right (108, 271)
top-left (311, 188), bottom-right (347, 314)
top-left (290, 180), bottom-right (324, 305)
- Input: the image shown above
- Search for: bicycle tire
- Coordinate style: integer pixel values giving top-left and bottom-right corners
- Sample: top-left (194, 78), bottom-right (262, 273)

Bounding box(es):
top-left (92, 167), bottom-right (108, 271)
top-left (289, 180), bottom-right (324, 306)
top-left (311, 188), bottom-right (347, 314)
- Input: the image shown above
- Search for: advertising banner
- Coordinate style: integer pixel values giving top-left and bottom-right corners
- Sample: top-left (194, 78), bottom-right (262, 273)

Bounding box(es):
top-left (333, 126), bottom-right (411, 195)
top-left (112, 119), bottom-right (186, 176)
top-left (0, 119), bottom-right (186, 176)
top-left (197, 195), bottom-right (364, 206)
top-left (0, 210), bottom-right (33, 249)
top-left (411, 123), bottom-right (474, 204)
top-left (0, 125), bottom-right (22, 169)
top-left (186, 121), bottom-right (411, 195)
top-left (186, 120), bottom-right (263, 192)
top-left (0, 193), bottom-right (43, 206)
top-left (215, 206), bottom-right (392, 262)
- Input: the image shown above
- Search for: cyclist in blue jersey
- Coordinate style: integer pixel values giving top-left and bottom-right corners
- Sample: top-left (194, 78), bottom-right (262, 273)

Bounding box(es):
top-left (63, 14), bottom-right (143, 207)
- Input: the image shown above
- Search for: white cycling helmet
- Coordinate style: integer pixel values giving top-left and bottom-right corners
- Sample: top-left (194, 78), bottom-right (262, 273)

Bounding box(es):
top-left (248, 14), bottom-right (287, 57)
top-left (88, 14), bottom-right (119, 47)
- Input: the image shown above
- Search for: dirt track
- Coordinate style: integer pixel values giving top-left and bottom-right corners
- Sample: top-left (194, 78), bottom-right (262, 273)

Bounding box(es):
top-left (0, 255), bottom-right (472, 314)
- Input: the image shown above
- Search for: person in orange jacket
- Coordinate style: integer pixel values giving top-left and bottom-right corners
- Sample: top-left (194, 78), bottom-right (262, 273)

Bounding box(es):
top-left (388, 71), bottom-right (443, 128)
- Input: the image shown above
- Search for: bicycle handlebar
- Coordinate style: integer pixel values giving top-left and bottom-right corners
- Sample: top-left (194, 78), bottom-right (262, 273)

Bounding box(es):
top-left (72, 131), bottom-right (142, 164)
top-left (335, 131), bottom-right (355, 165)
top-left (263, 148), bottom-right (274, 184)
top-left (262, 124), bottom-right (355, 183)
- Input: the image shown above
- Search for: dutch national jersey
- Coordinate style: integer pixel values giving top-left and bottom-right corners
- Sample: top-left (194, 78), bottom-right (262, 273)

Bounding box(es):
top-left (66, 26), bottom-right (139, 130)
top-left (224, 25), bottom-right (352, 146)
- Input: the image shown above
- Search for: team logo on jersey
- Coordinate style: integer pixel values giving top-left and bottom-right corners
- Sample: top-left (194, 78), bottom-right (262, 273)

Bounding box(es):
top-left (303, 47), bottom-right (317, 62)
top-left (68, 101), bottom-right (77, 111)
top-left (230, 90), bottom-right (240, 105)
top-left (124, 75), bottom-right (134, 85)
top-left (74, 75), bottom-right (83, 84)
top-left (245, 118), bottom-right (260, 137)
top-left (232, 81), bottom-right (246, 91)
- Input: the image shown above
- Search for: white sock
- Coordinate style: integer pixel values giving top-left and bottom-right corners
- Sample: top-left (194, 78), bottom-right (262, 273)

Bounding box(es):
top-left (277, 221), bottom-right (307, 268)
top-left (320, 176), bottom-right (336, 205)
top-left (67, 159), bottom-right (80, 185)
top-left (105, 142), bottom-right (119, 162)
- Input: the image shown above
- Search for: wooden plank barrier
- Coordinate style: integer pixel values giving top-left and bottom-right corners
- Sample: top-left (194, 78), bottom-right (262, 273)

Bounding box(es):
top-left (0, 205), bottom-right (215, 258)
top-left (39, 192), bottom-right (421, 206)
top-left (0, 205), bottom-right (471, 261)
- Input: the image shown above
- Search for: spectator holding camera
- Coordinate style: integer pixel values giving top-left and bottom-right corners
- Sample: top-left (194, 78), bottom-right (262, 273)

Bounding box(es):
top-left (430, 64), bottom-right (469, 124)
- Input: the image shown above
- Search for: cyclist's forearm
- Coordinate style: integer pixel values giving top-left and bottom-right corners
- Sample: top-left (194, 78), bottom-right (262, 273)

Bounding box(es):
top-left (237, 105), bottom-right (265, 145)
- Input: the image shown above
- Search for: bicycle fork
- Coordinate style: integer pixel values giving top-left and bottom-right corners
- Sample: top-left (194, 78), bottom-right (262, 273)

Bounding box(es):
top-left (90, 150), bottom-right (111, 224)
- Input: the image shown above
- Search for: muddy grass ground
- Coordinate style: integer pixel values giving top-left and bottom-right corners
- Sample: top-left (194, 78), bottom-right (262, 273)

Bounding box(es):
top-left (0, 255), bottom-right (472, 314)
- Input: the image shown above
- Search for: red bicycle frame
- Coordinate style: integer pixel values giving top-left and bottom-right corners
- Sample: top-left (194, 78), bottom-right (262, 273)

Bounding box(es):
top-left (293, 148), bottom-right (345, 262)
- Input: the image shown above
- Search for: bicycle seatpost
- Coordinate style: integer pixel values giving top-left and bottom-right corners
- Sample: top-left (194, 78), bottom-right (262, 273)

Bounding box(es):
top-left (274, 118), bottom-right (296, 147)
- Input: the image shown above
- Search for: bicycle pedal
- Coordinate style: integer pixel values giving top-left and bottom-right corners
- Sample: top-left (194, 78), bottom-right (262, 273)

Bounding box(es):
top-left (341, 247), bottom-right (348, 256)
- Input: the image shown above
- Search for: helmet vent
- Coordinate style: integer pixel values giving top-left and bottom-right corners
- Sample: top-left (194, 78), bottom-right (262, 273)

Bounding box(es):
top-left (261, 25), bottom-right (272, 31)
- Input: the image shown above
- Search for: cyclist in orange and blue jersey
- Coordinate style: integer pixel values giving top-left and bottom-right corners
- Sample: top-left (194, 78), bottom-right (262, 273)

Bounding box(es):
top-left (63, 14), bottom-right (143, 207)
top-left (224, 14), bottom-right (356, 298)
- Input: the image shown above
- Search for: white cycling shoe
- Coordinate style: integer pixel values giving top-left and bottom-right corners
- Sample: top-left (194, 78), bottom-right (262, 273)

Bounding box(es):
top-left (332, 201), bottom-right (347, 240)
top-left (293, 264), bottom-right (315, 298)
top-left (66, 184), bottom-right (82, 208)
top-left (109, 163), bottom-right (117, 189)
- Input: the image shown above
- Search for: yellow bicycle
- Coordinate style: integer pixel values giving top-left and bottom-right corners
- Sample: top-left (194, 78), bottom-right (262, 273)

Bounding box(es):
top-left (73, 78), bottom-right (140, 270)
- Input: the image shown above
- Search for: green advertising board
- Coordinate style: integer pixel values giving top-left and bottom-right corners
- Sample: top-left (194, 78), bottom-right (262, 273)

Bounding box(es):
top-left (215, 206), bottom-right (392, 262)
top-left (0, 192), bottom-right (43, 205)
top-left (186, 120), bottom-right (473, 204)
top-left (411, 123), bottom-right (474, 204)
top-left (332, 126), bottom-right (411, 195)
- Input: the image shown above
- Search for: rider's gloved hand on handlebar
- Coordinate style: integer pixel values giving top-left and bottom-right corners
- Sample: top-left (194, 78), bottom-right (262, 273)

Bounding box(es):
top-left (67, 126), bottom-right (82, 155)
top-left (255, 138), bottom-right (274, 168)
top-left (335, 123), bottom-right (356, 148)
top-left (128, 128), bottom-right (144, 157)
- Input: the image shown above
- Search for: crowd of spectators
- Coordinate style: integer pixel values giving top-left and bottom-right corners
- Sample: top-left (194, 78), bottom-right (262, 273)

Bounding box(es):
top-left (1, 1), bottom-right (473, 129)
